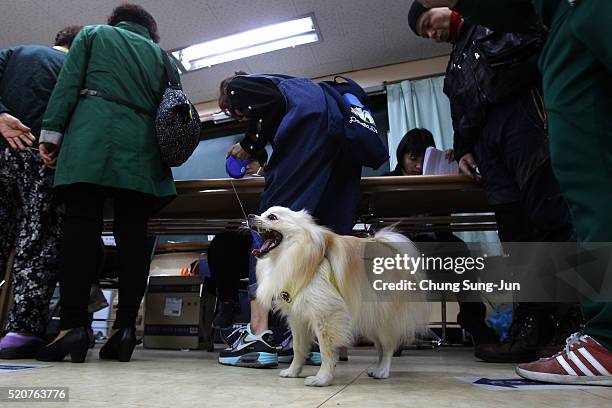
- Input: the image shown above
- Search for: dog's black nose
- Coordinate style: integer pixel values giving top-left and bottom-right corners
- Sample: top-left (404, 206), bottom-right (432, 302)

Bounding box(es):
top-left (247, 214), bottom-right (257, 221)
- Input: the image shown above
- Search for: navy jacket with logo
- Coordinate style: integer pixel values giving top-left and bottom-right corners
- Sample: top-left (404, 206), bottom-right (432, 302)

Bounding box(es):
top-left (226, 74), bottom-right (388, 234)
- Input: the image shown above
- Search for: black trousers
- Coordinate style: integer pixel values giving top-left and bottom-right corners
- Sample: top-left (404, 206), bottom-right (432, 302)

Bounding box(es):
top-left (57, 183), bottom-right (156, 330)
top-left (474, 90), bottom-right (575, 243)
top-left (206, 231), bottom-right (252, 302)
top-left (474, 90), bottom-right (575, 318)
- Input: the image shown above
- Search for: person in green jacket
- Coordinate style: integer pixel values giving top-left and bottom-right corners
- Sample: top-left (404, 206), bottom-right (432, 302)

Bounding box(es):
top-left (36, 3), bottom-right (179, 364)
top-left (417, 0), bottom-right (612, 385)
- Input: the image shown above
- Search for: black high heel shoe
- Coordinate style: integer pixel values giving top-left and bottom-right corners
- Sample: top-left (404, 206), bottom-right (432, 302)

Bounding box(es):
top-left (99, 327), bottom-right (137, 362)
top-left (36, 327), bottom-right (90, 363)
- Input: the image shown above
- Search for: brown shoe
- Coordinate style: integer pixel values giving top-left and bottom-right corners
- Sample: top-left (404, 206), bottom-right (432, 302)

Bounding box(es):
top-left (475, 314), bottom-right (554, 363)
top-left (475, 342), bottom-right (539, 363)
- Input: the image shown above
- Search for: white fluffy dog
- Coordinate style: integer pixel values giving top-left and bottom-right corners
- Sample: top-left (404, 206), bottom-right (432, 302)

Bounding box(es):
top-left (250, 206), bottom-right (430, 387)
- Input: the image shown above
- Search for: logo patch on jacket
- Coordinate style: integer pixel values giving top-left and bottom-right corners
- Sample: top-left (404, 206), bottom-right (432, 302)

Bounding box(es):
top-left (344, 93), bottom-right (378, 134)
top-left (349, 105), bottom-right (377, 131)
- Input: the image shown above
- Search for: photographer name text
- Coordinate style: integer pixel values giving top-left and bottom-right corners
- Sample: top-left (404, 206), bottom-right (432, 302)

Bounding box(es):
top-left (372, 279), bottom-right (520, 293)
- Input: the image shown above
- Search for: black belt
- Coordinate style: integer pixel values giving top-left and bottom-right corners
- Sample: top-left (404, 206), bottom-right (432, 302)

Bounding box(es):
top-left (79, 89), bottom-right (155, 117)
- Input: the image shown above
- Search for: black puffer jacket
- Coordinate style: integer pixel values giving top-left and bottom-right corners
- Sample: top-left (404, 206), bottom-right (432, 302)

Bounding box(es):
top-left (443, 23), bottom-right (546, 161)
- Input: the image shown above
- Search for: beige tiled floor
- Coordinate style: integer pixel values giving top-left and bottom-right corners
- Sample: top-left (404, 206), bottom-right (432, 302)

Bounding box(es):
top-left (1, 346), bottom-right (611, 407)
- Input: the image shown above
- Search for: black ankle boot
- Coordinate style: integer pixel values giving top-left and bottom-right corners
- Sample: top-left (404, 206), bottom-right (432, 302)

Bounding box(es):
top-left (36, 327), bottom-right (90, 363)
top-left (99, 328), bottom-right (137, 362)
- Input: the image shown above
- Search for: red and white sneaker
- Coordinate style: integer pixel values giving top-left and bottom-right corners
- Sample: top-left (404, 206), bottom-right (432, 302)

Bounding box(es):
top-left (516, 332), bottom-right (612, 386)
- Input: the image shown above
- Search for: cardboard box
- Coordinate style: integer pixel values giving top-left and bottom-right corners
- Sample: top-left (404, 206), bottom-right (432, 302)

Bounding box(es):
top-left (149, 252), bottom-right (202, 277)
top-left (135, 300), bottom-right (145, 338)
top-left (92, 289), bottom-right (115, 339)
top-left (143, 276), bottom-right (205, 350)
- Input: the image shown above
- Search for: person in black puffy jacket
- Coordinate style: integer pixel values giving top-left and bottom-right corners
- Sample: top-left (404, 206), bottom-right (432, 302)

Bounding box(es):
top-left (408, 3), bottom-right (577, 363)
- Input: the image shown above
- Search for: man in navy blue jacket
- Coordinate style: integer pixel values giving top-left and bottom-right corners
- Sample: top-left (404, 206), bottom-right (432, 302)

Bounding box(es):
top-left (217, 73), bottom-right (388, 367)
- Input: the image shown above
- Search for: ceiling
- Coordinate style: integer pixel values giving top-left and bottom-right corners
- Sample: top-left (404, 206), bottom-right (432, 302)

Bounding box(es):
top-left (0, 0), bottom-right (450, 104)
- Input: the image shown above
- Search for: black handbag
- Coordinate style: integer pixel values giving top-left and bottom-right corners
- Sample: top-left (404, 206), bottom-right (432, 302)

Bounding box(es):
top-left (155, 51), bottom-right (201, 167)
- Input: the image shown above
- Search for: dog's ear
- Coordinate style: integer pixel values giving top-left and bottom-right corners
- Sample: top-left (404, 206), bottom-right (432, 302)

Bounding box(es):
top-left (297, 209), bottom-right (312, 221)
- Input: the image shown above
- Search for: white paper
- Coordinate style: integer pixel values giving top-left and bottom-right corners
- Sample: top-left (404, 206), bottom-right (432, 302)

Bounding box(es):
top-left (423, 147), bottom-right (459, 175)
top-left (101, 235), bottom-right (116, 247)
top-left (163, 297), bottom-right (183, 317)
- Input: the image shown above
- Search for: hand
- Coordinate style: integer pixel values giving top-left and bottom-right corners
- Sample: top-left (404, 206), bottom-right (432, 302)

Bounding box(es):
top-left (246, 161), bottom-right (264, 176)
top-left (458, 153), bottom-right (482, 182)
top-left (227, 143), bottom-right (251, 161)
top-left (417, 0), bottom-right (458, 7)
top-left (39, 143), bottom-right (58, 169)
top-left (0, 113), bottom-right (36, 150)
top-left (444, 149), bottom-right (455, 163)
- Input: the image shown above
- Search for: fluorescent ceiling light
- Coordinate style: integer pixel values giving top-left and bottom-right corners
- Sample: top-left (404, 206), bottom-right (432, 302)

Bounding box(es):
top-left (172, 15), bottom-right (319, 72)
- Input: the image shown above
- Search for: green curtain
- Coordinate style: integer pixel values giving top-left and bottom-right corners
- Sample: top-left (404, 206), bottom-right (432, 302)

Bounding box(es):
top-left (386, 77), bottom-right (500, 249)
top-left (386, 77), bottom-right (453, 170)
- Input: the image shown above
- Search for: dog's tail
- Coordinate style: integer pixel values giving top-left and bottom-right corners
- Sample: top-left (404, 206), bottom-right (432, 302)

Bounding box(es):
top-left (371, 227), bottom-right (431, 341)
top-left (372, 227), bottom-right (419, 255)
top-left (372, 227), bottom-right (409, 243)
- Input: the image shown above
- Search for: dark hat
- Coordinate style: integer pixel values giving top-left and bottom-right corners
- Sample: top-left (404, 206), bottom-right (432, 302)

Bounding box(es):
top-left (408, 2), bottom-right (429, 35)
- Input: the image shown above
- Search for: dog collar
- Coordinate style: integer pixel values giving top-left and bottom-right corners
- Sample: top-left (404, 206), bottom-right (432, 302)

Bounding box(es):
top-left (279, 258), bottom-right (341, 307)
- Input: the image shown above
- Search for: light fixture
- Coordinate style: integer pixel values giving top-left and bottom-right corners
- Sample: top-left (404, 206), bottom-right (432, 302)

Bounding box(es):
top-left (172, 14), bottom-right (319, 72)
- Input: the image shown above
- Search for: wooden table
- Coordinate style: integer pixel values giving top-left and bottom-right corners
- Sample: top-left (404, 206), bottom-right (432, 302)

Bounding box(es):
top-left (128, 175), bottom-right (496, 235)
top-left (102, 177), bottom-right (495, 345)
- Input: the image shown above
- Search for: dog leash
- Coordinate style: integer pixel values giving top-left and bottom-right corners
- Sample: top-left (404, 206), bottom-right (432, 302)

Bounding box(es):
top-left (228, 178), bottom-right (266, 254)
top-left (229, 178), bottom-right (249, 224)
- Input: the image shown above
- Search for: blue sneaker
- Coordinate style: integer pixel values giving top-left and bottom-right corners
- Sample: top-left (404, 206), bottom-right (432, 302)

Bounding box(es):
top-left (218, 324), bottom-right (278, 368)
top-left (277, 333), bottom-right (321, 366)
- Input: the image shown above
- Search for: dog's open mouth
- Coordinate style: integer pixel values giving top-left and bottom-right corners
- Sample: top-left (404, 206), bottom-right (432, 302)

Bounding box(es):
top-left (251, 228), bottom-right (283, 258)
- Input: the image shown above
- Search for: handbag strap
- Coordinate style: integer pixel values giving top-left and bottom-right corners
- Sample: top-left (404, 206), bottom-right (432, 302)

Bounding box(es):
top-left (160, 50), bottom-right (181, 90)
top-left (79, 51), bottom-right (180, 116)
top-left (79, 89), bottom-right (155, 117)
